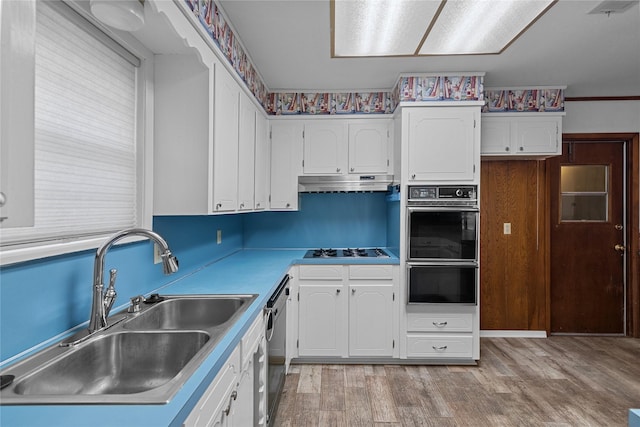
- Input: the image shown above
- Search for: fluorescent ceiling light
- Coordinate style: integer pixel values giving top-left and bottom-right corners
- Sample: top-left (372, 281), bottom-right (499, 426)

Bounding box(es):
top-left (334, 0), bottom-right (442, 56)
top-left (332, 0), bottom-right (556, 57)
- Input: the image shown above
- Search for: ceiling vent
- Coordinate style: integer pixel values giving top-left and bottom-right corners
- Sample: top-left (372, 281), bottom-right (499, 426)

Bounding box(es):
top-left (588, 1), bottom-right (637, 15)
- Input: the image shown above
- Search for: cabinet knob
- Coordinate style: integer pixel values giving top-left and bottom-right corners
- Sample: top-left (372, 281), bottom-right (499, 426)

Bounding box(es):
top-left (336, 289), bottom-right (341, 294)
top-left (256, 202), bottom-right (261, 208)
top-left (352, 288), bottom-right (356, 294)
top-left (240, 203), bottom-right (244, 209)
top-left (216, 203), bottom-right (222, 210)
top-left (350, 168), bottom-right (354, 172)
top-left (0, 191), bottom-right (5, 207)
top-left (336, 168), bottom-right (341, 173)
top-left (286, 203), bottom-right (290, 208)
top-left (519, 146), bottom-right (524, 151)
top-left (505, 146), bottom-right (510, 152)
top-left (411, 174), bottom-right (416, 179)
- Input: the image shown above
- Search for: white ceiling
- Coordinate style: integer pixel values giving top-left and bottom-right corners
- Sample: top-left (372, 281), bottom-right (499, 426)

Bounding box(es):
top-left (216, 0), bottom-right (640, 97)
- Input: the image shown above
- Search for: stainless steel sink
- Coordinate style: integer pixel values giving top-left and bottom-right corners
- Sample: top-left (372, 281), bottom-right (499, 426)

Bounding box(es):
top-left (123, 296), bottom-right (249, 330)
top-left (14, 331), bottom-right (209, 396)
top-left (0, 294), bottom-right (258, 405)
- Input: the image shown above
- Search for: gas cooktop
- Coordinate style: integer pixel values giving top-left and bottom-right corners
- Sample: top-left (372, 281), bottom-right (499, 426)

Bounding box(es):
top-left (303, 248), bottom-right (389, 259)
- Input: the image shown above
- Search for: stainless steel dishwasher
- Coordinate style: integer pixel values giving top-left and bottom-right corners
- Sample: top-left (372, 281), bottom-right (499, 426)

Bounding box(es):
top-left (265, 274), bottom-right (289, 425)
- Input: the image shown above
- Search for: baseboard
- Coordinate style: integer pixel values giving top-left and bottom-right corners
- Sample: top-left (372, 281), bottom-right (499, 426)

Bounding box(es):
top-left (480, 330), bottom-right (548, 338)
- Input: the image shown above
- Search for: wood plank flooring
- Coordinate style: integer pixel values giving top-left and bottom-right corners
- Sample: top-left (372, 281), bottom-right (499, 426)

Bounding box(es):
top-left (273, 337), bottom-right (640, 426)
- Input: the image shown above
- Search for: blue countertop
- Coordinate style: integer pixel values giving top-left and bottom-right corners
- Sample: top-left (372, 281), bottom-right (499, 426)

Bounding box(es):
top-left (0, 248), bottom-right (398, 427)
top-left (631, 409), bottom-right (640, 427)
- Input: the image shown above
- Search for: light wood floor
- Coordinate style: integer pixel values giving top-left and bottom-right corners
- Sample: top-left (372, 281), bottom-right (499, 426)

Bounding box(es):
top-left (273, 337), bottom-right (640, 426)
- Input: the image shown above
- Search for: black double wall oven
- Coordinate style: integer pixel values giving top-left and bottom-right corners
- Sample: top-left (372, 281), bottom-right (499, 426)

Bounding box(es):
top-left (406, 185), bottom-right (479, 305)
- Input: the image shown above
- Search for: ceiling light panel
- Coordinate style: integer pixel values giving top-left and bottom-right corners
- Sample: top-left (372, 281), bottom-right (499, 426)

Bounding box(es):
top-left (334, 0), bottom-right (442, 56)
top-left (419, 0), bottom-right (555, 55)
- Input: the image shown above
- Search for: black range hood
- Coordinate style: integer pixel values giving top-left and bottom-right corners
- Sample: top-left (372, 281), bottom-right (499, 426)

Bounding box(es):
top-left (298, 174), bottom-right (393, 193)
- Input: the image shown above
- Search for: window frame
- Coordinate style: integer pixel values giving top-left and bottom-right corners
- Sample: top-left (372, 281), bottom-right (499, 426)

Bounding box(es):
top-left (0, 0), bottom-right (155, 266)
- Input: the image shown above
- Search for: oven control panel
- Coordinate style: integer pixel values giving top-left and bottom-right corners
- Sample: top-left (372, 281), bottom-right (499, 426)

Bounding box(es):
top-left (408, 185), bottom-right (477, 201)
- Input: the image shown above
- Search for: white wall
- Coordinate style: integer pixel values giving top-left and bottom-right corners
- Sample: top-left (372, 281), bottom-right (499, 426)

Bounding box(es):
top-left (564, 100), bottom-right (640, 133)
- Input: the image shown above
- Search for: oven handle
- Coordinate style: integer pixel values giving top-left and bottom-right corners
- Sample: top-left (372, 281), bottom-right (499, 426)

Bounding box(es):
top-left (407, 206), bottom-right (479, 213)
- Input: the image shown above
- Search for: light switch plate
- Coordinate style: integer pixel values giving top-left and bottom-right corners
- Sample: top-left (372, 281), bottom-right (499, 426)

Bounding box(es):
top-left (503, 223), bottom-right (512, 235)
top-left (153, 243), bottom-right (162, 264)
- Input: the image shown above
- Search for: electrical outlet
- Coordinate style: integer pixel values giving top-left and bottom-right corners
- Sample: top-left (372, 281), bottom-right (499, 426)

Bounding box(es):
top-left (153, 243), bottom-right (162, 264)
top-left (503, 223), bottom-right (512, 235)
top-left (217, 229), bottom-right (222, 244)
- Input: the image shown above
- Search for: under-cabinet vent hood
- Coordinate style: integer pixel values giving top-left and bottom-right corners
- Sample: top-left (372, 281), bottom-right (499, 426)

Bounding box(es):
top-left (298, 175), bottom-right (393, 193)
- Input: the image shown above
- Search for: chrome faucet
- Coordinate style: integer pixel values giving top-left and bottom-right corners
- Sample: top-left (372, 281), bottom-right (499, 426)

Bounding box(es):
top-left (88, 228), bottom-right (179, 334)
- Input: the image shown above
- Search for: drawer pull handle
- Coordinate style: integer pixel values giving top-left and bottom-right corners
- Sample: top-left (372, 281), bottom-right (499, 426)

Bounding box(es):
top-left (432, 345), bottom-right (448, 351)
top-left (433, 321), bottom-right (448, 327)
top-left (223, 390), bottom-right (238, 416)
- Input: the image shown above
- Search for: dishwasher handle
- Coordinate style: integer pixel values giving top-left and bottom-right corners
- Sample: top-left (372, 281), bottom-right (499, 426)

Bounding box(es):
top-left (265, 307), bottom-right (275, 342)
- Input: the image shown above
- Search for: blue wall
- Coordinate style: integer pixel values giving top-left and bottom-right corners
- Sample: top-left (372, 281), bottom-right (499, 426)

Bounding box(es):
top-left (0, 215), bottom-right (243, 362)
top-left (0, 193), bottom-right (396, 362)
top-left (243, 192), bottom-right (389, 248)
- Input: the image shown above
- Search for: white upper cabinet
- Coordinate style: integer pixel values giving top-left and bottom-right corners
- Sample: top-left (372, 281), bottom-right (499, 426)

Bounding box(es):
top-left (301, 119), bottom-right (391, 176)
top-left (270, 121), bottom-right (302, 210)
top-left (405, 106), bottom-right (479, 182)
top-left (237, 91), bottom-right (256, 211)
top-left (481, 115), bottom-right (562, 158)
top-left (0, 1), bottom-right (35, 228)
top-left (154, 54), bottom-right (214, 215)
top-left (213, 63), bottom-right (240, 212)
top-left (254, 113), bottom-right (269, 211)
top-left (302, 121), bottom-right (347, 175)
top-left (348, 121), bottom-right (390, 174)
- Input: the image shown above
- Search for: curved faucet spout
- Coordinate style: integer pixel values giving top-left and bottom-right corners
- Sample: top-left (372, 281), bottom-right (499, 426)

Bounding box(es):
top-left (88, 228), bottom-right (179, 334)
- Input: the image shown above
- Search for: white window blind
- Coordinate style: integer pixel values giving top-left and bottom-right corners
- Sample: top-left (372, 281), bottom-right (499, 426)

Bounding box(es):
top-left (1, 1), bottom-right (139, 247)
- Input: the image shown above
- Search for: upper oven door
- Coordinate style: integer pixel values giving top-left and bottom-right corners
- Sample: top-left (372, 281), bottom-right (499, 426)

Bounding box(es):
top-left (407, 207), bottom-right (479, 262)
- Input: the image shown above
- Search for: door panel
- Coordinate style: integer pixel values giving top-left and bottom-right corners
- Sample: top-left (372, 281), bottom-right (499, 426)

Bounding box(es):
top-left (549, 141), bottom-right (625, 334)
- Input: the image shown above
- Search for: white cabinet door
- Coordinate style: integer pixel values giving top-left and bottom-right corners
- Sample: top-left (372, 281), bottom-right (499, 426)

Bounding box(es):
top-left (303, 122), bottom-right (347, 174)
top-left (348, 121), bottom-right (389, 174)
top-left (233, 358), bottom-right (254, 427)
top-left (513, 116), bottom-right (561, 154)
top-left (237, 91), bottom-right (255, 211)
top-left (407, 107), bottom-right (478, 182)
top-left (153, 54), bottom-right (212, 215)
top-left (481, 115), bottom-right (562, 157)
top-left (183, 345), bottom-right (239, 427)
top-left (254, 114), bottom-right (269, 210)
top-left (298, 284), bottom-right (347, 357)
top-left (349, 284), bottom-right (394, 356)
top-left (480, 117), bottom-right (511, 155)
top-left (213, 63), bottom-right (239, 212)
top-left (0, 1), bottom-right (35, 228)
top-left (270, 121), bottom-right (302, 210)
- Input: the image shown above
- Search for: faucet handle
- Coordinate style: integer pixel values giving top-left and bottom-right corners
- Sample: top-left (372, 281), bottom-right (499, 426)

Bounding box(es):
top-left (128, 295), bottom-right (145, 313)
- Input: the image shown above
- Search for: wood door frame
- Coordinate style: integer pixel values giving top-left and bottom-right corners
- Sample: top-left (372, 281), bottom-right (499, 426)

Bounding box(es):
top-left (546, 133), bottom-right (640, 337)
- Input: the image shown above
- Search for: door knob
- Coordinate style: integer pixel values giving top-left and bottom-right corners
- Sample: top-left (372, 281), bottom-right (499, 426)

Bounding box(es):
top-left (614, 244), bottom-right (626, 252)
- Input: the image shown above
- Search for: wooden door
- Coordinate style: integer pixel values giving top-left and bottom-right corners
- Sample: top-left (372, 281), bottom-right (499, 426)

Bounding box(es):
top-left (549, 140), bottom-right (625, 334)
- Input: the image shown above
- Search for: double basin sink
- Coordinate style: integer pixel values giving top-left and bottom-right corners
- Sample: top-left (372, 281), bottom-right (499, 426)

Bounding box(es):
top-left (0, 294), bottom-right (257, 404)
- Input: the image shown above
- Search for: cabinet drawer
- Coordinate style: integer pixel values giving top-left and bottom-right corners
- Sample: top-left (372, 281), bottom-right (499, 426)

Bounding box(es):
top-left (242, 314), bottom-right (264, 368)
top-left (406, 335), bottom-right (473, 358)
top-left (407, 312), bottom-right (473, 332)
top-left (184, 345), bottom-right (240, 426)
top-left (299, 265), bottom-right (343, 280)
top-left (349, 265), bottom-right (393, 280)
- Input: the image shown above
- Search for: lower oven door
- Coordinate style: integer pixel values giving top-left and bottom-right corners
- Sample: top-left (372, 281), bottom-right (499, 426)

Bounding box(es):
top-left (407, 263), bottom-right (477, 305)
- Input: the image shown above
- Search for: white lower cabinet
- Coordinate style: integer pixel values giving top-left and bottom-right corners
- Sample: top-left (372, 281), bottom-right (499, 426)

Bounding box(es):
top-left (404, 308), bottom-right (478, 360)
top-left (296, 265), bottom-right (397, 358)
top-left (184, 315), bottom-right (266, 427)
